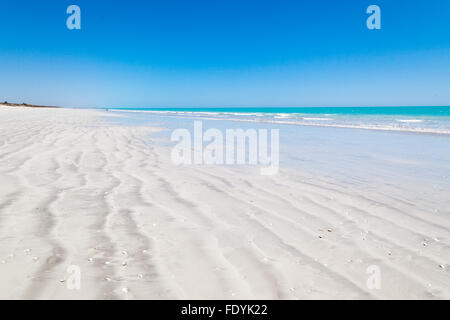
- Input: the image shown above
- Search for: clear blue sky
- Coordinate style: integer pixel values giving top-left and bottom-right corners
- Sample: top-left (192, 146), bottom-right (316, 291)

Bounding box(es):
top-left (0, 0), bottom-right (449, 108)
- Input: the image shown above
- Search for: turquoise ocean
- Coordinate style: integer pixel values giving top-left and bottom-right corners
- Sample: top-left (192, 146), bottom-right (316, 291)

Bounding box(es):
top-left (110, 106), bottom-right (450, 134)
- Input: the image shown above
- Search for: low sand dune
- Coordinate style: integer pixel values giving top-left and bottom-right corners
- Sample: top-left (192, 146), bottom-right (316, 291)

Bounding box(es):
top-left (0, 106), bottom-right (448, 299)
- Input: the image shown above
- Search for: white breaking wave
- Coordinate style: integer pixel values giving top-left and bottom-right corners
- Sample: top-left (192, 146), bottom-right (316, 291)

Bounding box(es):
top-left (274, 113), bottom-right (292, 119)
top-left (397, 119), bottom-right (424, 123)
top-left (302, 117), bottom-right (333, 121)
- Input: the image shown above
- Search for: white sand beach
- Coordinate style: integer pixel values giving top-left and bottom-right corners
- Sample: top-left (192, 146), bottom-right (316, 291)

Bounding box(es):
top-left (0, 106), bottom-right (449, 299)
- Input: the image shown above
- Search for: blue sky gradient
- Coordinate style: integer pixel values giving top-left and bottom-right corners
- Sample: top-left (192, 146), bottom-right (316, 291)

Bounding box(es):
top-left (0, 0), bottom-right (449, 108)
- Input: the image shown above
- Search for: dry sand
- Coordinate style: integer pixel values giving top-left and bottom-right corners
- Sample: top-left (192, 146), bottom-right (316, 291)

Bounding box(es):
top-left (0, 106), bottom-right (449, 299)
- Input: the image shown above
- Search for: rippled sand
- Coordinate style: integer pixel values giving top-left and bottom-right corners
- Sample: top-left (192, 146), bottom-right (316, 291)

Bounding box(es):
top-left (0, 106), bottom-right (449, 299)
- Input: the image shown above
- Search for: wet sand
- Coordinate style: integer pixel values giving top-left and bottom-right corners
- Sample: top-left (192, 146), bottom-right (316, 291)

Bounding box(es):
top-left (0, 106), bottom-right (449, 299)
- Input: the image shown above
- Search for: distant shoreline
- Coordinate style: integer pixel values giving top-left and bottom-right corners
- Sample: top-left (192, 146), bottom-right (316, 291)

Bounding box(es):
top-left (0, 102), bottom-right (60, 109)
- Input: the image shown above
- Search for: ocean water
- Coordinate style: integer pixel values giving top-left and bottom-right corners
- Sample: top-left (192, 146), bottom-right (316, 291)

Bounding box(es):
top-left (109, 106), bottom-right (450, 135)
top-left (106, 107), bottom-right (450, 198)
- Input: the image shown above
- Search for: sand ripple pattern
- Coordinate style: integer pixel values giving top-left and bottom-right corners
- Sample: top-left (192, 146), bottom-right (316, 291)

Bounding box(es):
top-left (0, 107), bottom-right (449, 299)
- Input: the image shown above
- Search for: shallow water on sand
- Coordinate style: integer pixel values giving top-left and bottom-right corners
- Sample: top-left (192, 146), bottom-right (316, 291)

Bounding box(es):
top-left (109, 110), bottom-right (450, 195)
